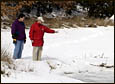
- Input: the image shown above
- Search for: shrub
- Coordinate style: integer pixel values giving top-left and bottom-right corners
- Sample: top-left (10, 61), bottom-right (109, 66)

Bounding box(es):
top-left (1, 47), bottom-right (13, 64)
top-left (1, 47), bottom-right (14, 76)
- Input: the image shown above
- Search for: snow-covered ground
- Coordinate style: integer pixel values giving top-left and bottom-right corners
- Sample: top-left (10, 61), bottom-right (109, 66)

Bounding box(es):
top-left (1, 26), bottom-right (114, 83)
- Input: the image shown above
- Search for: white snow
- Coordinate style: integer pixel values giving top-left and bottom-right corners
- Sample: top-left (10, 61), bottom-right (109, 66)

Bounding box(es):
top-left (1, 16), bottom-right (9, 20)
top-left (1, 26), bottom-right (114, 83)
top-left (110, 15), bottom-right (114, 21)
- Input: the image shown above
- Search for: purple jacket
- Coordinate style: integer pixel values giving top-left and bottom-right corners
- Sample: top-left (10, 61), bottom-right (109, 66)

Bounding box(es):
top-left (11, 19), bottom-right (26, 40)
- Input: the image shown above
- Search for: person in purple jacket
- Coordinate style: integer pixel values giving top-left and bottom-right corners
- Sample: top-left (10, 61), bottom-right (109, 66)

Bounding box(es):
top-left (11, 14), bottom-right (26, 59)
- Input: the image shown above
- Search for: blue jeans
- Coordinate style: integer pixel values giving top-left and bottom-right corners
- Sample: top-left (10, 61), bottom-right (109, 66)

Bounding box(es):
top-left (13, 40), bottom-right (24, 59)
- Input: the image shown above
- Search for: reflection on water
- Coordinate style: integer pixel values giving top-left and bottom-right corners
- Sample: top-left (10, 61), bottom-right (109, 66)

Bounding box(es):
top-left (73, 69), bottom-right (114, 83)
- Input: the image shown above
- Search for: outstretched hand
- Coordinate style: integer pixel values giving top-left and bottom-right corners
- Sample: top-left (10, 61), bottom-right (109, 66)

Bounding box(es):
top-left (55, 31), bottom-right (58, 33)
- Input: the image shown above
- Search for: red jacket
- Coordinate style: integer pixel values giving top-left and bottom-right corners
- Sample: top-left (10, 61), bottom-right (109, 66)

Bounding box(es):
top-left (29, 22), bottom-right (55, 46)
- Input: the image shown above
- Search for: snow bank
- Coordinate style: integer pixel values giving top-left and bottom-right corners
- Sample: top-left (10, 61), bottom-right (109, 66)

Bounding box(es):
top-left (1, 59), bottom-right (84, 83)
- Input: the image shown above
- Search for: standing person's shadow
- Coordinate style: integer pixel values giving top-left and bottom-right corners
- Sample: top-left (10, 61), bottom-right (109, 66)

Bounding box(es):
top-left (22, 56), bottom-right (32, 59)
top-left (42, 56), bottom-right (67, 65)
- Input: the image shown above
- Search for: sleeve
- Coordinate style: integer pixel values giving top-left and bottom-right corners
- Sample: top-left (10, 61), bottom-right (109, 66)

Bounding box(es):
top-left (24, 27), bottom-right (26, 39)
top-left (11, 22), bottom-right (17, 39)
top-left (29, 24), bottom-right (34, 40)
top-left (42, 25), bottom-right (55, 33)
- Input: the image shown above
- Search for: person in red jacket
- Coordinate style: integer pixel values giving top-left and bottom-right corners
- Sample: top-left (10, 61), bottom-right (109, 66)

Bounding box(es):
top-left (29, 16), bottom-right (58, 61)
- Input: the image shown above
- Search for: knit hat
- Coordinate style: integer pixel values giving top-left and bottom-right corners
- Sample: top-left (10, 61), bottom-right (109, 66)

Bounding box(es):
top-left (37, 17), bottom-right (44, 22)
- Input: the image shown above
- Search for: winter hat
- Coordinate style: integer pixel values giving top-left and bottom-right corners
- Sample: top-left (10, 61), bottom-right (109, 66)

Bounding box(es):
top-left (37, 17), bottom-right (44, 22)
